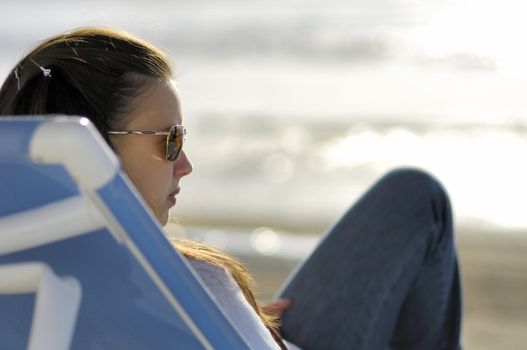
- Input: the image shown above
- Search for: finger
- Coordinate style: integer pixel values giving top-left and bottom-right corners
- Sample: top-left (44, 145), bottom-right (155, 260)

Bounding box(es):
top-left (261, 299), bottom-right (292, 315)
top-left (273, 298), bottom-right (292, 309)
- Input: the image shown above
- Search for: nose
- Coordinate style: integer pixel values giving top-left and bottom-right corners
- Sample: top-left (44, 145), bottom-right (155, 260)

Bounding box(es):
top-left (173, 150), bottom-right (193, 178)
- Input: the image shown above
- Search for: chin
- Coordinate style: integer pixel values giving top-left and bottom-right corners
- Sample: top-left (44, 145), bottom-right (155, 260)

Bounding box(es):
top-left (156, 211), bottom-right (170, 227)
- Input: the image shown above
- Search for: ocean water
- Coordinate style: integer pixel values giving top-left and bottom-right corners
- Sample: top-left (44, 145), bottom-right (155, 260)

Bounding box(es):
top-left (2, 0), bottom-right (527, 232)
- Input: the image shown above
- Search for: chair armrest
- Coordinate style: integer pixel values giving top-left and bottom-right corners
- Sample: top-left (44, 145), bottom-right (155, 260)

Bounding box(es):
top-left (0, 262), bottom-right (81, 350)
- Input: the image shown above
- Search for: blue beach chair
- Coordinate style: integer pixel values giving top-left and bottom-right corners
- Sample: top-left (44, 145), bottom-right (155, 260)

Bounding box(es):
top-left (0, 116), bottom-right (251, 350)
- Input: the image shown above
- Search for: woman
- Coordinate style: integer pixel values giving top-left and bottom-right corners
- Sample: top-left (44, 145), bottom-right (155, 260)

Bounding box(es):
top-left (0, 27), bottom-right (462, 349)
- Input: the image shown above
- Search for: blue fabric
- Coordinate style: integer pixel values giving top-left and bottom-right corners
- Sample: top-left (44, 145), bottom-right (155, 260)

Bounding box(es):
top-left (98, 174), bottom-right (251, 349)
top-left (0, 118), bottom-right (251, 350)
top-left (0, 119), bottom-right (41, 162)
top-left (0, 231), bottom-right (203, 350)
top-left (278, 169), bottom-right (462, 350)
top-left (0, 163), bottom-right (76, 216)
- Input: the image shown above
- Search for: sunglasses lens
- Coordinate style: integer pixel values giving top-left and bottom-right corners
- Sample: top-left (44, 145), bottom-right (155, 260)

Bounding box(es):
top-left (166, 125), bottom-right (184, 161)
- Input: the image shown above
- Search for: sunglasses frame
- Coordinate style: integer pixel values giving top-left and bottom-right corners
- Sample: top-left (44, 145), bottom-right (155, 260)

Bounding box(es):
top-left (108, 124), bottom-right (186, 161)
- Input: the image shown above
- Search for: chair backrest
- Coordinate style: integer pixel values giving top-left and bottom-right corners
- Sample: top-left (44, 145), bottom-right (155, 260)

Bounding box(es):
top-left (0, 116), bottom-right (251, 350)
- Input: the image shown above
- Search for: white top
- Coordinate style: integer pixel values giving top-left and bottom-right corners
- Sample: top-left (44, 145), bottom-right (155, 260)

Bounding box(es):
top-left (188, 259), bottom-right (301, 350)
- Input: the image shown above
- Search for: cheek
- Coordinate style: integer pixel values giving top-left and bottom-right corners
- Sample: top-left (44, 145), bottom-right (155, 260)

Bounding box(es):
top-left (118, 149), bottom-right (172, 211)
top-left (125, 160), bottom-right (171, 204)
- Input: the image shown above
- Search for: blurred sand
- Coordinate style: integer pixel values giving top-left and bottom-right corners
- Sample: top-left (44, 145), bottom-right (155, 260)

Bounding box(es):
top-left (210, 227), bottom-right (527, 350)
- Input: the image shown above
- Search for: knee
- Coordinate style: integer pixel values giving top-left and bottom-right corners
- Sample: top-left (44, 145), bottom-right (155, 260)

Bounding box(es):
top-left (382, 167), bottom-right (435, 183)
top-left (380, 167), bottom-right (444, 196)
top-left (380, 168), bottom-right (454, 251)
top-left (378, 167), bottom-right (451, 222)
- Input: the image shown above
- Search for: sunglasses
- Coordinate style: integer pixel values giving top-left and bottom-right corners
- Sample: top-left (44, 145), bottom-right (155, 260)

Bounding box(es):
top-left (108, 124), bottom-right (186, 161)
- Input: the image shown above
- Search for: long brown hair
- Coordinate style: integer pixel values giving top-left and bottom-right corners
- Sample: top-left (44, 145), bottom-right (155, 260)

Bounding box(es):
top-left (0, 27), bottom-right (284, 347)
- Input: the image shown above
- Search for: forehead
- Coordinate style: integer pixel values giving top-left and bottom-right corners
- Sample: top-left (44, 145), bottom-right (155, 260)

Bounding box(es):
top-left (125, 79), bottom-right (182, 130)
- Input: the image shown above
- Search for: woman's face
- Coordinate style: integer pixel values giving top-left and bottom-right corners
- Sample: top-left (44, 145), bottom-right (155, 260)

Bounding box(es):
top-left (110, 79), bottom-right (193, 226)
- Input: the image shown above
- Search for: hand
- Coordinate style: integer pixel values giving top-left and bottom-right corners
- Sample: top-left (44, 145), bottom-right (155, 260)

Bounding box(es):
top-left (260, 298), bottom-right (292, 318)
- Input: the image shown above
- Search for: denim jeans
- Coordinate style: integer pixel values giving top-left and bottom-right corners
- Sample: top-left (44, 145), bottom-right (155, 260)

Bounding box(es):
top-left (277, 169), bottom-right (462, 350)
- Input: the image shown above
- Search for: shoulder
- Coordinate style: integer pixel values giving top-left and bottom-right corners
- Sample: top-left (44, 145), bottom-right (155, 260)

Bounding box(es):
top-left (186, 258), bottom-right (294, 350)
top-left (187, 258), bottom-right (226, 275)
top-left (187, 258), bottom-right (236, 290)
top-left (186, 258), bottom-right (248, 319)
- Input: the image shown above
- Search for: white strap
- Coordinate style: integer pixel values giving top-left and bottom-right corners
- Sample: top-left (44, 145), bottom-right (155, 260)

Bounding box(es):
top-left (29, 117), bottom-right (119, 190)
top-left (0, 195), bottom-right (105, 255)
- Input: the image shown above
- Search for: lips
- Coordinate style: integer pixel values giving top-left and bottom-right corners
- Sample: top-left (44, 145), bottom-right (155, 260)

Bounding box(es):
top-left (167, 188), bottom-right (180, 205)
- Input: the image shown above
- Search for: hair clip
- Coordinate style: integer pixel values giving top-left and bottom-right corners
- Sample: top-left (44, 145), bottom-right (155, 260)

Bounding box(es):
top-left (29, 58), bottom-right (51, 78)
top-left (39, 66), bottom-right (52, 78)
top-left (14, 67), bottom-right (21, 91)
